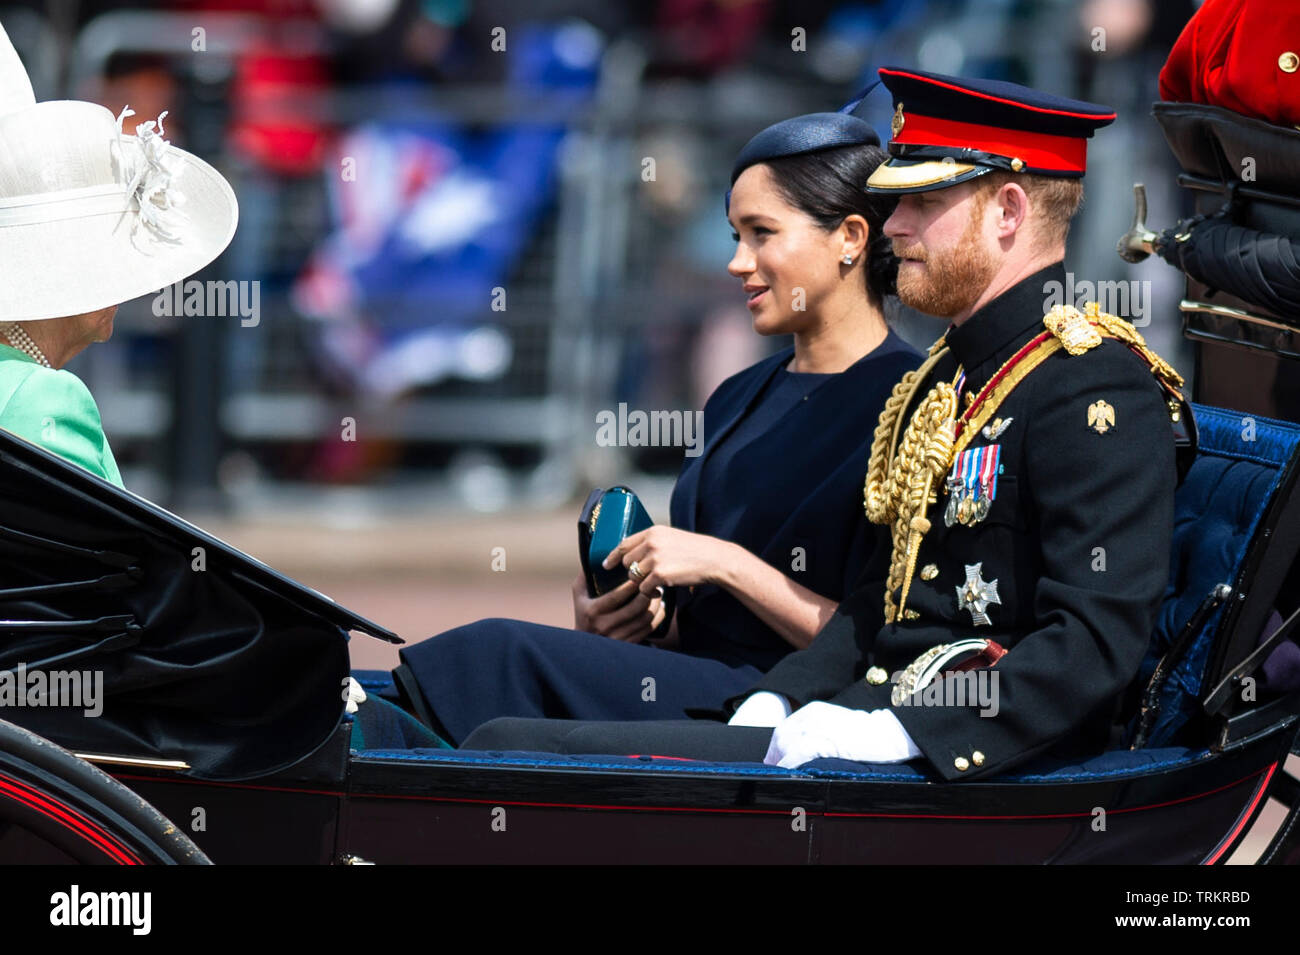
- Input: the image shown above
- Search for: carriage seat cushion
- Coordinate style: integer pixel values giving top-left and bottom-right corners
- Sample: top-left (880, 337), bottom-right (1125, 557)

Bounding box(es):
top-left (1133, 405), bottom-right (1300, 747)
top-left (353, 744), bottom-right (1206, 784)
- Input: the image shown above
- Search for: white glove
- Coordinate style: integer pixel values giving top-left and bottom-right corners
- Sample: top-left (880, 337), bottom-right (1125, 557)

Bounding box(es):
top-left (727, 691), bottom-right (793, 727)
top-left (764, 701), bottom-right (922, 769)
top-left (343, 676), bottom-right (367, 715)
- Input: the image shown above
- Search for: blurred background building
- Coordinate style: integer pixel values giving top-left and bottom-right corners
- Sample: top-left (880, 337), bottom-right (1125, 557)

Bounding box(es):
top-left (0, 0), bottom-right (1205, 653)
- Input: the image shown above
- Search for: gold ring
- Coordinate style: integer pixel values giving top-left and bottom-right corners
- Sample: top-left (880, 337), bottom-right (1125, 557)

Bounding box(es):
top-left (628, 560), bottom-right (644, 581)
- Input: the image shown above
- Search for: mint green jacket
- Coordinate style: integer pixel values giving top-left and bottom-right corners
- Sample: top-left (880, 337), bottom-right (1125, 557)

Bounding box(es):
top-left (0, 344), bottom-right (123, 488)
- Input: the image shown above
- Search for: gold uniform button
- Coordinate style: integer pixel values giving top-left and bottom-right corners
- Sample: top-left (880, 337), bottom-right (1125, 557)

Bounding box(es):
top-left (920, 564), bottom-right (939, 581)
top-left (866, 666), bottom-right (889, 686)
top-left (1010, 157), bottom-right (1025, 172)
top-left (1280, 52), bottom-right (1299, 73)
top-left (954, 756), bottom-right (970, 772)
top-left (972, 750), bottom-right (985, 767)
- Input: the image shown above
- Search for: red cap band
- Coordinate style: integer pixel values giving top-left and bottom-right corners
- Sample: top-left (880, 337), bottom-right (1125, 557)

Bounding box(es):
top-left (893, 112), bottom-right (1088, 174)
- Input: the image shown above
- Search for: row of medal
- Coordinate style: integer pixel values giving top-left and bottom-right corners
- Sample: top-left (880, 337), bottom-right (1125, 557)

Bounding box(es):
top-left (943, 442), bottom-right (1002, 527)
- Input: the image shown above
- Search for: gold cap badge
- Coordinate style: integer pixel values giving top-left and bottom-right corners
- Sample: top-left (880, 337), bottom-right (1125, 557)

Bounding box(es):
top-left (891, 102), bottom-right (905, 139)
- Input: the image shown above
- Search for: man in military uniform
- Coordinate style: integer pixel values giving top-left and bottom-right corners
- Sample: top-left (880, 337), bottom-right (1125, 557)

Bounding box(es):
top-left (461, 68), bottom-right (1186, 782)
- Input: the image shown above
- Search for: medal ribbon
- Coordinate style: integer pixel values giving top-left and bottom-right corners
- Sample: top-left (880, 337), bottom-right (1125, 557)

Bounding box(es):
top-left (980, 443), bottom-right (1000, 500)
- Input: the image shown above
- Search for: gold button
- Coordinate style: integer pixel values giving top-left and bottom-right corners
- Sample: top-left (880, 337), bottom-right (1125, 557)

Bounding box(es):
top-left (972, 750), bottom-right (985, 767)
top-left (1010, 157), bottom-right (1025, 172)
top-left (920, 564), bottom-right (939, 581)
top-left (954, 756), bottom-right (970, 772)
top-left (1280, 52), bottom-right (1299, 73)
top-left (866, 666), bottom-right (889, 686)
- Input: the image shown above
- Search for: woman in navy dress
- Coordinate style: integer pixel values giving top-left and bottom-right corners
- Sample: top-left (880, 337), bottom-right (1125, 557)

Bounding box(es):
top-left (389, 112), bottom-right (923, 745)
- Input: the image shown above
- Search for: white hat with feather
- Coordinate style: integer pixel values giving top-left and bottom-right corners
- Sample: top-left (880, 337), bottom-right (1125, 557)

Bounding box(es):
top-left (0, 22), bottom-right (238, 321)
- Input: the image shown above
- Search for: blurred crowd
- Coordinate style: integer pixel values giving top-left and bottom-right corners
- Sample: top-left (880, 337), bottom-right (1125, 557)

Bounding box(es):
top-left (1, 0), bottom-right (1205, 497)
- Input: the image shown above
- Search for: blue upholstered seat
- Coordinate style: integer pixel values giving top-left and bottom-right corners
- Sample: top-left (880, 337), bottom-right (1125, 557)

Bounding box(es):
top-left (350, 744), bottom-right (1209, 785)
top-left (1134, 404), bottom-right (1300, 748)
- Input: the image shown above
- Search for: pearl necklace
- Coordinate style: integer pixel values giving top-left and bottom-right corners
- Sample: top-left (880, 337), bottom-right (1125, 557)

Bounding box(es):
top-left (0, 322), bottom-right (51, 368)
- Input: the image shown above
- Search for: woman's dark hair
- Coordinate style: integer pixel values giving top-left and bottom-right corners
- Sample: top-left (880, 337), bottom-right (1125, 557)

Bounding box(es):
top-left (760, 144), bottom-right (899, 307)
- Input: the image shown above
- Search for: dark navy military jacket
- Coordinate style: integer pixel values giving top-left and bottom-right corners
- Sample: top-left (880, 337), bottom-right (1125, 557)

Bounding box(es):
top-left (749, 263), bottom-right (1178, 780)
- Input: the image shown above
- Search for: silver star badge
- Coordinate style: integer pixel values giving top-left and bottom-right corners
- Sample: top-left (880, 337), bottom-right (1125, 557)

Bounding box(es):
top-left (956, 562), bottom-right (1001, 626)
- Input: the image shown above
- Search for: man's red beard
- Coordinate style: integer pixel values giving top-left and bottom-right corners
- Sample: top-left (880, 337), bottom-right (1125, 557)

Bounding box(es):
top-left (892, 200), bottom-right (998, 318)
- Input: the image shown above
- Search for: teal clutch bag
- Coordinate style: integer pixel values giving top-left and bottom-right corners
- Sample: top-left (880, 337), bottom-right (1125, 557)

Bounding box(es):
top-left (577, 486), bottom-right (676, 640)
top-left (578, 486), bottom-right (654, 597)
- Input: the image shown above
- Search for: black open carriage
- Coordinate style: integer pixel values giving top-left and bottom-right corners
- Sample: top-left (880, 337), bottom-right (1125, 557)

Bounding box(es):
top-left (0, 395), bottom-right (1296, 865)
top-left (3, 102), bottom-right (1300, 866)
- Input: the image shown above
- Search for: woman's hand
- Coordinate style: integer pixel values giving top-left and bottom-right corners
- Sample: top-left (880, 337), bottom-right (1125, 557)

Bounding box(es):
top-left (571, 573), bottom-right (667, 643)
top-left (605, 527), bottom-right (839, 651)
top-left (603, 526), bottom-right (736, 597)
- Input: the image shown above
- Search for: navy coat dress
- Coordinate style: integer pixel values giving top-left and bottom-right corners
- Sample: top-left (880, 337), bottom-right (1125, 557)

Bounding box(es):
top-left (390, 331), bottom-right (922, 744)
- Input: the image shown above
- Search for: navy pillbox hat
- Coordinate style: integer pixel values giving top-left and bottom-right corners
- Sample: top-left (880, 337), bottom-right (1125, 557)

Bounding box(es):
top-left (730, 112), bottom-right (881, 184)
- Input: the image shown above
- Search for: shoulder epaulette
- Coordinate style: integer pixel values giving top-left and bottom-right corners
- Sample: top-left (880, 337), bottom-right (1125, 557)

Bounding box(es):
top-left (1045, 301), bottom-right (1185, 392)
top-left (1043, 303), bottom-right (1103, 355)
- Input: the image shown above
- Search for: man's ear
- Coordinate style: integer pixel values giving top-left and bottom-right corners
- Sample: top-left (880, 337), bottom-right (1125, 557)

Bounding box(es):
top-left (995, 182), bottom-right (1030, 239)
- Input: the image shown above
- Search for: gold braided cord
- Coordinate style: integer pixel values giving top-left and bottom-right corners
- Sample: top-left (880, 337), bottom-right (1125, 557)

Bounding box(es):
top-left (862, 345), bottom-right (951, 525)
top-left (892, 388), bottom-right (957, 620)
top-left (864, 364), bottom-right (958, 624)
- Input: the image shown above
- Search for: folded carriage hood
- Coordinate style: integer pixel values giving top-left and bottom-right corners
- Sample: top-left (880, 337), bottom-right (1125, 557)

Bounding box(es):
top-left (0, 426), bottom-right (401, 781)
top-left (1152, 102), bottom-right (1300, 322)
top-left (1153, 101), bottom-right (1300, 199)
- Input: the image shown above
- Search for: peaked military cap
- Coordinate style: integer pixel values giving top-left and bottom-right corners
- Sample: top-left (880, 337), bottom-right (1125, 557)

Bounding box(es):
top-left (865, 66), bottom-right (1116, 194)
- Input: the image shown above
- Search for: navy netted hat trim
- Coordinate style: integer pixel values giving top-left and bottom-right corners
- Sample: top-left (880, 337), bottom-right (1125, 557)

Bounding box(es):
top-left (730, 112), bottom-right (881, 185)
